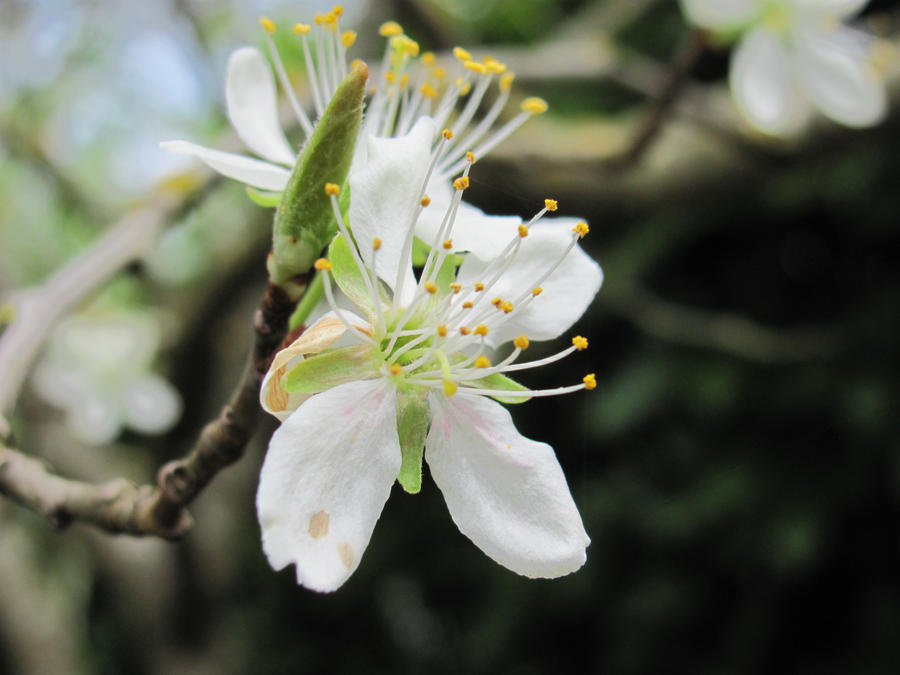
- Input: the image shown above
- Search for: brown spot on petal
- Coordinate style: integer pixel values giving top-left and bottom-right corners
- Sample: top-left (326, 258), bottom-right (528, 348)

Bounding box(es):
top-left (265, 365), bottom-right (289, 412)
top-left (337, 542), bottom-right (354, 569)
top-left (308, 510), bottom-right (330, 539)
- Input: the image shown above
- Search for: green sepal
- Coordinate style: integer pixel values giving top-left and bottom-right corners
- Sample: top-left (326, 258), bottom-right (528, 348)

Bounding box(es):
top-left (283, 345), bottom-right (379, 394)
top-left (268, 62), bottom-right (368, 285)
top-left (411, 237), bottom-right (430, 267)
top-left (396, 386), bottom-right (430, 494)
top-left (246, 186), bottom-right (283, 207)
top-left (471, 372), bottom-right (531, 404)
top-left (328, 234), bottom-right (381, 316)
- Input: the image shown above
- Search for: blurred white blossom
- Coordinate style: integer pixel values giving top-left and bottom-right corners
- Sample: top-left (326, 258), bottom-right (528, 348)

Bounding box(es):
top-left (31, 309), bottom-right (182, 445)
top-left (680, 0), bottom-right (890, 135)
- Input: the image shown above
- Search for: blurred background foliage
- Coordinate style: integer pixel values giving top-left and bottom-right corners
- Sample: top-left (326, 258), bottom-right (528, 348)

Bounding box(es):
top-left (2, 0), bottom-right (900, 673)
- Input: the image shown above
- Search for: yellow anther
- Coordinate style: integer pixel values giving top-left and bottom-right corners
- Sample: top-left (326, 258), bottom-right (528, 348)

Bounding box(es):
top-left (324, 182), bottom-right (340, 196)
top-left (453, 46), bottom-right (472, 61)
top-left (400, 73), bottom-right (409, 88)
top-left (484, 59), bottom-right (507, 74)
top-left (442, 128), bottom-right (454, 140)
top-left (459, 326), bottom-right (471, 336)
top-left (518, 225), bottom-right (529, 238)
top-left (443, 239), bottom-right (453, 250)
top-left (514, 335), bottom-right (530, 350)
top-left (462, 301), bottom-right (473, 309)
top-left (373, 237), bottom-right (382, 251)
top-left (521, 97), bottom-right (549, 114)
top-left (573, 221), bottom-right (589, 238)
top-left (500, 301), bottom-right (514, 314)
top-left (532, 286), bottom-right (543, 297)
top-left (466, 151), bottom-right (476, 163)
top-left (464, 60), bottom-right (488, 75)
top-left (443, 380), bottom-right (458, 396)
top-left (583, 373), bottom-right (597, 390)
top-left (474, 324), bottom-right (489, 337)
top-left (315, 13), bottom-right (325, 25)
top-left (293, 23), bottom-right (311, 35)
top-left (421, 83), bottom-right (437, 98)
top-left (572, 335), bottom-right (589, 351)
top-left (341, 30), bottom-right (357, 47)
top-left (453, 176), bottom-right (470, 190)
top-left (314, 258), bottom-right (332, 271)
top-left (499, 72), bottom-right (515, 93)
top-left (385, 71), bottom-right (396, 84)
top-left (379, 21), bottom-right (403, 37)
top-left (544, 198), bottom-right (558, 212)
top-left (459, 80), bottom-right (472, 96)
top-left (260, 17), bottom-right (276, 33)
top-left (333, 4), bottom-right (344, 16)
top-left (433, 66), bottom-right (446, 79)
top-left (474, 356), bottom-right (491, 368)
top-left (437, 324), bottom-right (448, 337)
top-left (424, 281), bottom-right (438, 294)
top-left (474, 282), bottom-right (485, 292)
top-left (323, 11), bottom-right (337, 26)
top-left (420, 194), bottom-right (431, 207)
top-left (450, 282), bottom-right (462, 294)
top-left (389, 364), bottom-right (402, 375)
top-left (422, 51), bottom-right (436, 66)
top-left (391, 35), bottom-right (419, 56)
top-left (491, 297), bottom-right (503, 307)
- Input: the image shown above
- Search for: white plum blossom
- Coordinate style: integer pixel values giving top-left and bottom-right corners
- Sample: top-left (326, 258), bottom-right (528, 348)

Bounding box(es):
top-left (680, 0), bottom-right (890, 135)
top-left (256, 116), bottom-right (602, 592)
top-left (161, 10), bottom-right (548, 258)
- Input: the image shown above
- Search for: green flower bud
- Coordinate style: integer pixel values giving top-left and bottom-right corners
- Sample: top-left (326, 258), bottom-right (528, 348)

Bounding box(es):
top-left (267, 61), bottom-right (368, 291)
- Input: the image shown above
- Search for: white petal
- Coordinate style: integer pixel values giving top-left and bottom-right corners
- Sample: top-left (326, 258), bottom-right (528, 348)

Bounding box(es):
top-left (426, 393), bottom-right (589, 578)
top-left (122, 374), bottom-right (182, 435)
top-left (225, 47), bottom-right (297, 166)
top-left (68, 391), bottom-right (122, 445)
top-left (456, 219), bottom-right (602, 347)
top-left (679, 0), bottom-right (757, 30)
top-left (730, 29), bottom-right (812, 136)
top-left (256, 379), bottom-right (401, 592)
top-left (348, 116), bottom-right (437, 304)
top-left (160, 140), bottom-right (290, 191)
top-left (416, 181), bottom-right (523, 261)
top-left (789, 0), bottom-right (868, 18)
top-left (792, 25), bottom-right (887, 128)
top-left (260, 311), bottom-right (371, 421)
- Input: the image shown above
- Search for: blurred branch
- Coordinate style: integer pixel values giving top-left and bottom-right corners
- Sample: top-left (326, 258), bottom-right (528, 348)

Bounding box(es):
top-left (0, 198), bottom-right (177, 414)
top-left (612, 29), bottom-right (708, 170)
top-left (0, 281), bottom-right (296, 538)
top-left (0, 114), bottom-right (108, 224)
top-left (600, 283), bottom-right (838, 364)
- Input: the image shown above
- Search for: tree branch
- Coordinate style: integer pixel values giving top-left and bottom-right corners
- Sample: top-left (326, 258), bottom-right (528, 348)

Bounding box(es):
top-left (0, 281), bottom-right (297, 538)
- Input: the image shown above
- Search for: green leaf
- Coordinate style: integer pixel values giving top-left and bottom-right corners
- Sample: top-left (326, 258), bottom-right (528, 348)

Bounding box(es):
top-left (268, 62), bottom-right (368, 285)
top-left (283, 345), bottom-right (379, 394)
top-left (471, 372), bottom-right (531, 404)
top-left (396, 387), bottom-right (430, 493)
top-left (328, 234), bottom-right (378, 315)
top-left (245, 186), bottom-right (283, 207)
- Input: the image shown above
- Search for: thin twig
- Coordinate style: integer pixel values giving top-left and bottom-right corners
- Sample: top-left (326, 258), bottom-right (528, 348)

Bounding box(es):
top-left (0, 281), bottom-right (297, 538)
top-left (611, 29), bottom-right (708, 170)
